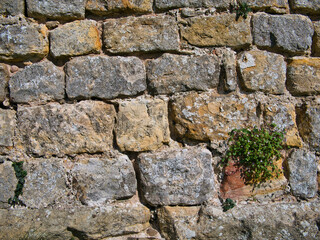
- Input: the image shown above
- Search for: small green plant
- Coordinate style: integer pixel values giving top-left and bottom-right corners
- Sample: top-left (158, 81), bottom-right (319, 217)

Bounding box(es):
top-left (232, 1), bottom-right (252, 20)
top-left (222, 198), bottom-right (236, 212)
top-left (222, 124), bottom-right (284, 186)
top-left (8, 161), bottom-right (27, 206)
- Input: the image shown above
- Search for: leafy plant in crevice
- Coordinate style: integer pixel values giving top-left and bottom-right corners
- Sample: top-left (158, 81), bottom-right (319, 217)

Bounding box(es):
top-left (8, 161), bottom-right (27, 206)
top-left (222, 124), bottom-right (284, 186)
top-left (222, 198), bottom-right (236, 212)
top-left (231, 1), bottom-right (252, 20)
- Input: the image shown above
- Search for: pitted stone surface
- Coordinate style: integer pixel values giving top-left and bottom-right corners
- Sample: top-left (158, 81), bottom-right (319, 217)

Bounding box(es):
top-left (290, 0), bottom-right (320, 14)
top-left (314, 21), bottom-right (320, 56)
top-left (0, 64), bottom-right (9, 102)
top-left (242, 0), bottom-right (289, 13)
top-left (216, 48), bottom-right (237, 92)
top-left (103, 15), bottom-right (179, 53)
top-left (9, 60), bottom-right (65, 103)
top-left (0, 109), bottom-right (16, 149)
top-left (0, 0), bottom-right (25, 16)
top-left (252, 13), bottom-right (314, 55)
top-left (0, 160), bottom-right (17, 208)
top-left (66, 55), bottom-right (146, 100)
top-left (50, 20), bottom-right (101, 58)
top-left (147, 53), bottom-right (220, 95)
top-left (137, 147), bottom-right (215, 206)
top-left (16, 101), bottom-right (116, 156)
top-left (155, 0), bottom-right (232, 9)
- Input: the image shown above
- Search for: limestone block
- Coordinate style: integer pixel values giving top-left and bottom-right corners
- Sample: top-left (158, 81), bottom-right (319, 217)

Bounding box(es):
top-left (146, 53), bottom-right (220, 95)
top-left (70, 152), bottom-right (136, 206)
top-left (0, 64), bottom-right (9, 102)
top-left (181, 13), bottom-right (252, 49)
top-left (116, 97), bottom-right (170, 152)
top-left (137, 147), bottom-right (215, 206)
top-left (0, 160), bottom-right (17, 208)
top-left (252, 13), bottom-right (314, 55)
top-left (287, 57), bottom-right (320, 96)
top-left (170, 92), bottom-right (259, 142)
top-left (313, 21), bottom-right (320, 56)
top-left (290, 0), bottom-right (320, 15)
top-left (50, 20), bottom-right (101, 58)
top-left (241, 0), bottom-right (289, 13)
top-left (9, 60), bottom-right (65, 103)
top-left (0, 16), bottom-right (48, 62)
top-left (0, 0), bottom-right (25, 16)
top-left (86, 0), bottom-right (153, 15)
top-left (66, 56), bottom-right (146, 100)
top-left (287, 149), bottom-right (317, 199)
top-left (155, 0), bottom-right (232, 10)
top-left (16, 101), bottom-right (116, 156)
top-left (216, 48), bottom-right (237, 92)
top-left (26, 0), bottom-right (85, 21)
top-left (296, 104), bottom-right (320, 152)
top-left (103, 15), bottom-right (179, 53)
top-left (238, 49), bottom-right (286, 94)
top-left (0, 109), bottom-right (16, 151)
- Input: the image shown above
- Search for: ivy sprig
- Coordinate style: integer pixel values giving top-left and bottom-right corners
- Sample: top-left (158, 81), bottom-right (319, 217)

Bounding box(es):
top-left (8, 161), bottom-right (27, 206)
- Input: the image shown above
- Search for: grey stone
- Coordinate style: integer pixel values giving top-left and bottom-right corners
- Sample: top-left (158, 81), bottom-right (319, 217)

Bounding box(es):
top-left (0, 109), bottom-right (16, 150)
top-left (287, 149), bottom-right (317, 199)
top-left (103, 15), bottom-right (179, 54)
top-left (50, 20), bottom-right (101, 58)
top-left (0, 160), bottom-right (17, 208)
top-left (155, 0), bottom-right (232, 9)
top-left (0, 64), bottom-right (9, 102)
top-left (147, 53), bottom-right (220, 95)
top-left (216, 48), bottom-right (237, 92)
top-left (313, 21), bottom-right (320, 56)
top-left (241, 0), bottom-right (289, 13)
top-left (0, 0), bottom-right (25, 16)
top-left (16, 101), bottom-right (116, 156)
top-left (26, 0), bottom-right (85, 21)
top-left (9, 60), bottom-right (65, 103)
top-left (70, 152), bottom-right (137, 206)
top-left (66, 56), bottom-right (146, 100)
top-left (252, 13), bottom-right (314, 55)
top-left (290, 0), bottom-right (320, 15)
top-left (0, 16), bottom-right (49, 62)
top-left (137, 147), bottom-right (215, 206)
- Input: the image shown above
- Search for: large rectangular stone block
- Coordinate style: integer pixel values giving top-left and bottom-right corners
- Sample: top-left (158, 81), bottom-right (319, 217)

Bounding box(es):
top-left (155, 0), bottom-right (232, 10)
top-left (0, 0), bottom-right (25, 16)
top-left (290, 0), bottom-right (320, 15)
top-left (241, 0), bottom-right (289, 13)
top-left (312, 21), bottom-right (320, 57)
top-left (0, 64), bottom-right (9, 103)
top-left (0, 109), bottom-right (16, 152)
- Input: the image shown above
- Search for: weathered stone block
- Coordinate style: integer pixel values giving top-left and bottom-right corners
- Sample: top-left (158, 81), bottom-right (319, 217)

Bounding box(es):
top-left (313, 21), bottom-right (320, 56)
top-left (0, 16), bottom-right (49, 62)
top-left (252, 13), bottom-right (314, 55)
top-left (0, 109), bottom-right (16, 150)
top-left (70, 152), bottom-right (136, 206)
top-left (155, 0), bottom-right (232, 9)
top-left (116, 97), bottom-right (170, 152)
top-left (216, 48), bottom-right (237, 92)
top-left (287, 57), bottom-right (320, 96)
top-left (66, 56), bottom-right (146, 100)
top-left (181, 13), bottom-right (252, 49)
top-left (287, 149), bottom-right (317, 199)
top-left (238, 49), bottom-right (286, 94)
top-left (147, 53), bottom-right (220, 95)
top-left (0, 160), bottom-right (17, 208)
top-left (50, 20), bottom-right (101, 58)
top-left (26, 0), bottom-right (85, 20)
top-left (86, 0), bottom-right (153, 15)
top-left (242, 0), bottom-right (289, 13)
top-left (290, 0), bottom-right (320, 15)
top-left (0, 64), bottom-right (9, 102)
top-left (9, 60), bottom-right (65, 103)
top-left (170, 92), bottom-right (259, 142)
top-left (103, 15), bottom-right (179, 53)
top-left (0, 0), bottom-right (25, 16)
top-left (137, 147), bottom-right (215, 206)
top-left (16, 101), bottom-right (116, 156)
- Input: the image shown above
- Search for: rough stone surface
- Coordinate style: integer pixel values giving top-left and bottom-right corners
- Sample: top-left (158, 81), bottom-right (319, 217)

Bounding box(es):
top-left (314, 21), bottom-right (320, 56)
top-left (50, 20), bottom-right (101, 58)
top-left (9, 60), bottom-right (65, 103)
top-left (0, 64), bottom-right (9, 102)
top-left (216, 48), bottom-right (237, 92)
top-left (16, 101), bottom-right (116, 156)
top-left (26, 0), bottom-right (85, 21)
top-left (287, 149), bottom-right (317, 199)
top-left (86, 0), bottom-right (153, 15)
top-left (155, 0), bottom-right (232, 9)
top-left (137, 147), bottom-right (215, 206)
top-left (0, 16), bottom-right (49, 62)
top-left (170, 92), bottom-right (259, 142)
top-left (103, 15), bottom-right (179, 53)
top-left (66, 55), bottom-right (146, 100)
top-left (242, 0), bottom-right (289, 13)
top-left (238, 49), bottom-right (286, 94)
top-left (0, 160), bottom-right (17, 208)
top-left (290, 0), bottom-right (320, 15)
top-left (252, 13), bottom-right (314, 55)
top-left (0, 109), bottom-right (16, 151)
top-left (116, 97), bottom-right (170, 152)
top-left (70, 152), bottom-right (137, 206)
top-left (181, 14), bottom-right (252, 49)
top-left (296, 104), bottom-right (320, 152)
top-left (147, 53), bottom-right (220, 95)
top-left (0, 0), bottom-right (25, 16)
top-left (287, 57), bottom-right (320, 96)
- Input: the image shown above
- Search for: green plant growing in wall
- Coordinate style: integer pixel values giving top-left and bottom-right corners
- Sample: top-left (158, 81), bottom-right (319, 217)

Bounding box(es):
top-left (222, 198), bottom-right (236, 212)
top-left (231, 1), bottom-right (252, 20)
top-left (8, 161), bottom-right (27, 206)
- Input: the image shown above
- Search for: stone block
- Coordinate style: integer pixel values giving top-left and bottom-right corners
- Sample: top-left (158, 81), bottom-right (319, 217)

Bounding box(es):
top-left (0, 160), bottom-right (17, 208)
top-left (181, 13), bottom-right (252, 49)
top-left (0, 64), bottom-right (9, 102)
top-left (0, 0), bottom-right (25, 16)
top-left (116, 97), bottom-right (170, 152)
top-left (137, 147), bottom-right (215, 206)
top-left (238, 49), bottom-right (286, 94)
top-left (242, 0), bottom-right (289, 13)
top-left (146, 53), bottom-right (220, 95)
top-left (26, 0), bottom-right (85, 21)
top-left (290, 0), bottom-right (320, 15)
top-left (50, 20), bottom-right (101, 58)
top-left (9, 60), bottom-right (65, 103)
top-left (66, 55), bottom-right (146, 100)
top-left (313, 21), bottom-right (320, 56)
top-left (216, 48), bottom-right (237, 92)
top-left (287, 57), bottom-right (320, 96)
top-left (0, 16), bottom-right (49, 62)
top-left (103, 15), bottom-right (179, 53)
top-left (16, 101), bottom-right (116, 156)
top-left (155, 0), bottom-right (232, 10)
top-left (252, 13), bottom-right (313, 55)
top-left (0, 109), bottom-right (16, 152)
top-left (287, 149), bottom-right (317, 199)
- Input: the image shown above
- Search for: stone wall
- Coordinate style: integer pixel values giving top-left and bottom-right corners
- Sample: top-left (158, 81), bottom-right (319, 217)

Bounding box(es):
top-left (0, 0), bottom-right (320, 239)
